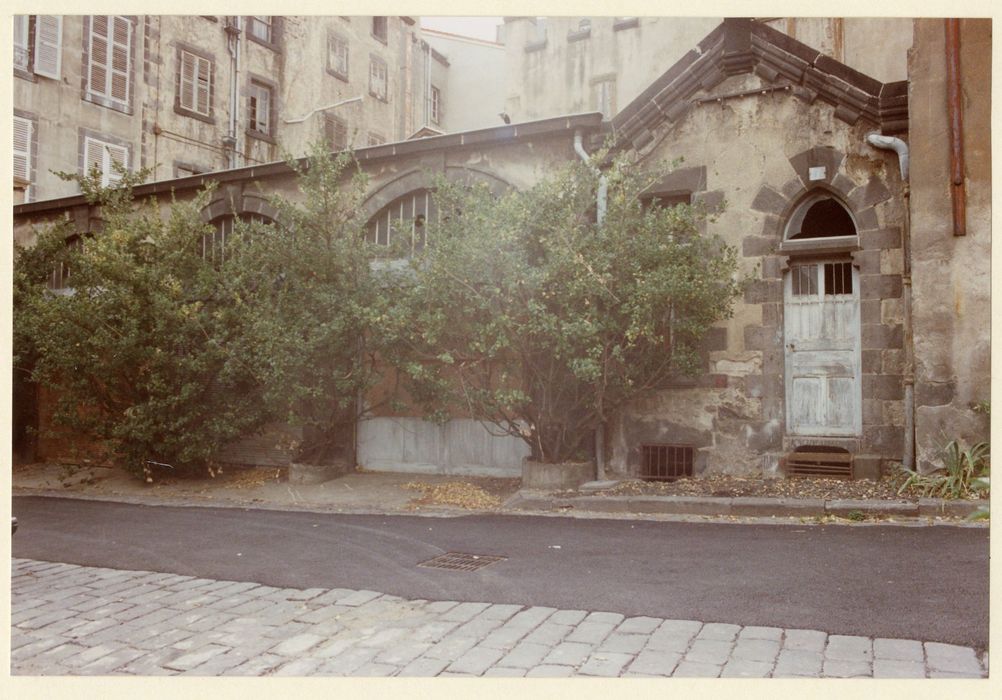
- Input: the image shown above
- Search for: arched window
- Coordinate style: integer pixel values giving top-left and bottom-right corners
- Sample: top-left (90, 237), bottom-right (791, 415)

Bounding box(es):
top-left (204, 212), bottom-right (273, 263)
top-left (367, 189), bottom-right (437, 252)
top-left (784, 194), bottom-right (857, 241)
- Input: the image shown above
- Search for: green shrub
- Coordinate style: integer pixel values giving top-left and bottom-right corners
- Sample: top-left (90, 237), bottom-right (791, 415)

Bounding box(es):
top-left (897, 440), bottom-right (990, 500)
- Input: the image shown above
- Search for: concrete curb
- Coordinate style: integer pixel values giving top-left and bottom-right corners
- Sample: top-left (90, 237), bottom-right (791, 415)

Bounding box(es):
top-left (507, 491), bottom-right (988, 520)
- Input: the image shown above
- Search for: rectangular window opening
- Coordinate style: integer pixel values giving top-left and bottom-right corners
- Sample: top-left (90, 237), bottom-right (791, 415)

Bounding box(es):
top-left (791, 263), bottom-right (819, 297)
top-left (641, 444), bottom-right (694, 481)
top-left (372, 17), bottom-right (388, 43)
top-left (823, 261), bottom-right (853, 296)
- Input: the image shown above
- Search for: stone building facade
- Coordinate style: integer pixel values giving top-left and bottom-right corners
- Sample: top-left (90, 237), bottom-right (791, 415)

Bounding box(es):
top-left (13, 15), bottom-right (454, 202)
top-left (12, 18), bottom-right (991, 481)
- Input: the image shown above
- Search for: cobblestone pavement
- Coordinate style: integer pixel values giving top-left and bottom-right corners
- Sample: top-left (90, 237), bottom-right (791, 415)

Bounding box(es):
top-left (11, 558), bottom-right (988, 678)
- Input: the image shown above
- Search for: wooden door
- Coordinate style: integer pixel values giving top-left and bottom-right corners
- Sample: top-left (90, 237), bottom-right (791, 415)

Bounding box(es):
top-left (784, 260), bottom-right (861, 436)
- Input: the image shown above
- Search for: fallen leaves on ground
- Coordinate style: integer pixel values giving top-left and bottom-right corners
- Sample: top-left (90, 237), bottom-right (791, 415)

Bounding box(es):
top-left (404, 481), bottom-right (504, 510)
top-left (598, 474), bottom-right (913, 501)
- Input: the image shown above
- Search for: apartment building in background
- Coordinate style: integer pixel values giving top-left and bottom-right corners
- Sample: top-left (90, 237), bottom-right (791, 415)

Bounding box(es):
top-left (498, 17), bottom-right (913, 123)
top-left (13, 15), bottom-right (459, 202)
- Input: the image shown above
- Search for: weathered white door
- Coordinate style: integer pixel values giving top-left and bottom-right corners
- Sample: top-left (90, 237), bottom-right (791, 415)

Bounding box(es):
top-left (784, 260), bottom-right (861, 436)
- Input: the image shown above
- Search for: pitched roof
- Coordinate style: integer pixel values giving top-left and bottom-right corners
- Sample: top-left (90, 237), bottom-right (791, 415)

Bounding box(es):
top-left (612, 18), bottom-right (909, 151)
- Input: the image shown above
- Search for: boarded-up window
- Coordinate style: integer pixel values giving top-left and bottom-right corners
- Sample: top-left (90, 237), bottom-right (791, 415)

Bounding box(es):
top-left (86, 16), bottom-right (132, 109)
top-left (178, 49), bottom-right (212, 116)
top-left (14, 115), bottom-right (34, 201)
top-left (83, 136), bottom-right (129, 187)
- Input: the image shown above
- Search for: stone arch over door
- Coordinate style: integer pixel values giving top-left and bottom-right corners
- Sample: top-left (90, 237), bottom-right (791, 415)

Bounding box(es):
top-left (742, 146), bottom-right (904, 475)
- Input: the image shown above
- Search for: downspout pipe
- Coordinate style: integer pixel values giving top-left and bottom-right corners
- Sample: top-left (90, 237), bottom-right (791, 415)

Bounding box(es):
top-left (573, 129), bottom-right (607, 480)
top-left (866, 132), bottom-right (914, 472)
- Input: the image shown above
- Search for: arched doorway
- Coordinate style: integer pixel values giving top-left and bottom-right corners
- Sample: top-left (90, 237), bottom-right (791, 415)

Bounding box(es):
top-left (782, 194), bottom-right (861, 437)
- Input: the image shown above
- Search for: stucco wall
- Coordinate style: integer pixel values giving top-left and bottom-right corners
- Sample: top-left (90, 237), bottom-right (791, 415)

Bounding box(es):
top-left (424, 30), bottom-right (506, 132)
top-left (908, 19), bottom-right (992, 472)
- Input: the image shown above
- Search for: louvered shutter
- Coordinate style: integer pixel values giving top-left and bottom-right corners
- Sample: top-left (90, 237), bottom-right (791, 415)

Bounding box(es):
top-left (196, 56), bottom-right (211, 115)
top-left (14, 16), bottom-right (30, 70)
top-left (103, 142), bottom-right (129, 185)
top-left (88, 16), bottom-right (110, 97)
top-left (14, 116), bottom-right (32, 199)
top-left (179, 51), bottom-right (195, 110)
top-left (34, 16), bottom-right (62, 79)
top-left (109, 17), bottom-right (131, 105)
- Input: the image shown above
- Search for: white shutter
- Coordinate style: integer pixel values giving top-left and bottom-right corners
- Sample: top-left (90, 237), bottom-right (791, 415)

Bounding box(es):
top-left (109, 16), bottom-right (132, 105)
top-left (34, 16), bottom-right (62, 79)
top-left (104, 142), bottom-right (129, 185)
top-left (84, 136), bottom-right (129, 187)
top-left (14, 116), bottom-right (33, 200)
top-left (14, 15), bottom-right (30, 71)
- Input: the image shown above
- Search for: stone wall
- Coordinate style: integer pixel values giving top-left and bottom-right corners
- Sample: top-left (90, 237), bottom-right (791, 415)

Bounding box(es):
top-left (908, 19), bottom-right (992, 472)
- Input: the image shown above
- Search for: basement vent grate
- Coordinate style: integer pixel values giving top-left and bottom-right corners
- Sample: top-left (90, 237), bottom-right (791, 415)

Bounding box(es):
top-left (418, 552), bottom-right (507, 572)
top-left (641, 444), bottom-right (694, 481)
top-left (783, 447), bottom-right (854, 480)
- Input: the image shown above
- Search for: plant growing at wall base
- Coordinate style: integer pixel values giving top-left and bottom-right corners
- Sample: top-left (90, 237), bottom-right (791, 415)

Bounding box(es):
top-left (399, 155), bottom-right (743, 463)
top-left (13, 169), bottom-right (271, 478)
top-left (896, 439), bottom-right (990, 499)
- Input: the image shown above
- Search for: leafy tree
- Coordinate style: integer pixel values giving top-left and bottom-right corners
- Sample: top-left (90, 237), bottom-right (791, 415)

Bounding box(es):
top-left (400, 156), bottom-right (744, 463)
top-left (14, 169), bottom-right (270, 478)
top-left (229, 146), bottom-right (403, 464)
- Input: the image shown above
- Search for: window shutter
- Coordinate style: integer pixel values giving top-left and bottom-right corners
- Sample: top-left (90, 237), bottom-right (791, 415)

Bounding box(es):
top-left (34, 15), bottom-right (62, 79)
top-left (88, 16), bottom-right (110, 97)
top-left (14, 15), bottom-right (30, 71)
top-left (84, 137), bottom-right (103, 179)
top-left (109, 16), bottom-right (132, 105)
top-left (179, 51), bottom-right (195, 109)
top-left (13, 116), bottom-right (32, 188)
top-left (104, 143), bottom-right (129, 185)
top-left (196, 56), bottom-right (211, 114)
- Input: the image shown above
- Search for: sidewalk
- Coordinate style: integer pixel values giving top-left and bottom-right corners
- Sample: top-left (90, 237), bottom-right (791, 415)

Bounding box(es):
top-left (10, 558), bottom-right (989, 678)
top-left (12, 462), bottom-right (988, 524)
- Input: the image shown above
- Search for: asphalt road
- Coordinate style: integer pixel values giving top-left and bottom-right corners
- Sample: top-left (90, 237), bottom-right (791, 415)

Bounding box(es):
top-left (11, 495), bottom-right (990, 649)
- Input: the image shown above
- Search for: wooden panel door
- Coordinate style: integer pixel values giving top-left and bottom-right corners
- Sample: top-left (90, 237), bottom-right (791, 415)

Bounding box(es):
top-left (784, 261), bottom-right (861, 436)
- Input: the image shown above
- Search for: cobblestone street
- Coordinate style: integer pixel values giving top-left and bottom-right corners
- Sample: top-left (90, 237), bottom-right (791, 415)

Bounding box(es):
top-left (10, 558), bottom-right (988, 678)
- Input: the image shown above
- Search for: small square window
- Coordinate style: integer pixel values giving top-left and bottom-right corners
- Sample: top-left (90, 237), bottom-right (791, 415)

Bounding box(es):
top-left (823, 261), bottom-right (853, 296)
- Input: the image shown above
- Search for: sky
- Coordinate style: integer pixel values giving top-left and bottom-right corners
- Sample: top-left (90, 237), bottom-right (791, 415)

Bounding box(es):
top-left (420, 16), bottom-right (504, 42)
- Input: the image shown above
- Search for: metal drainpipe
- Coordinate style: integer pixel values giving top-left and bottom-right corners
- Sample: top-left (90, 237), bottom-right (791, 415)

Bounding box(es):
top-left (573, 130), bottom-right (607, 480)
top-left (225, 17), bottom-right (242, 169)
top-left (866, 133), bottom-right (914, 471)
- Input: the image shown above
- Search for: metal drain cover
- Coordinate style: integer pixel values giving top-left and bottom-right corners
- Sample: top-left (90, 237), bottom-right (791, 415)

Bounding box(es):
top-left (418, 552), bottom-right (507, 572)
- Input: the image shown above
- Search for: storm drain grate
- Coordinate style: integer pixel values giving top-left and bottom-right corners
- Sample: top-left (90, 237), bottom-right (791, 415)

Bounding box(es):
top-left (418, 552), bottom-right (507, 572)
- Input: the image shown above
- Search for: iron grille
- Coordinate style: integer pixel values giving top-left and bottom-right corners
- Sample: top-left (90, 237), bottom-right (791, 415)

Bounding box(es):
top-left (783, 448), bottom-right (854, 480)
top-left (417, 552), bottom-right (507, 572)
top-left (641, 444), bottom-right (694, 481)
